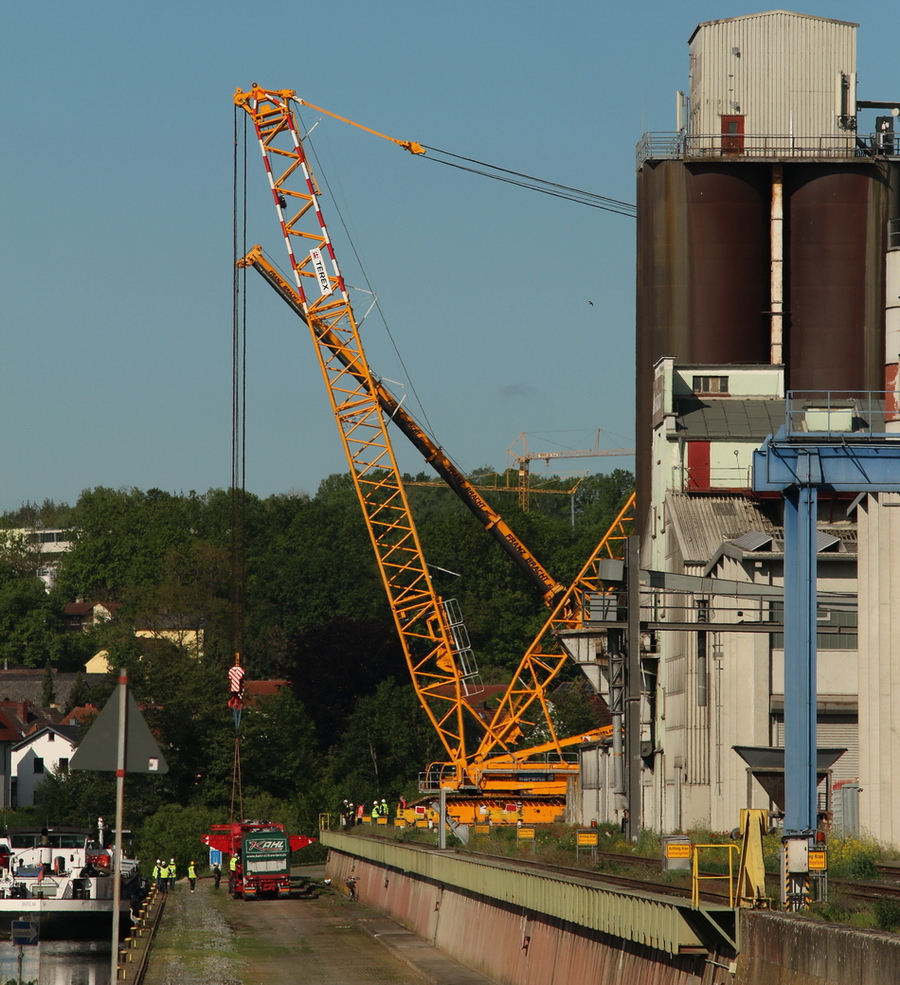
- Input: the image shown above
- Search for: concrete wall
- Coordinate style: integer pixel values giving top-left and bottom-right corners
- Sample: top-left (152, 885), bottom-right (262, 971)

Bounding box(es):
top-left (326, 848), bottom-right (714, 985)
top-left (737, 910), bottom-right (900, 985)
top-left (856, 492), bottom-right (900, 845)
top-left (327, 841), bottom-right (900, 985)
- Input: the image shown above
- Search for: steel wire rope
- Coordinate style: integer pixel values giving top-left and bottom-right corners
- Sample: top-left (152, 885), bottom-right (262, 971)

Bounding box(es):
top-left (230, 105), bottom-right (248, 821)
top-left (420, 146), bottom-right (637, 217)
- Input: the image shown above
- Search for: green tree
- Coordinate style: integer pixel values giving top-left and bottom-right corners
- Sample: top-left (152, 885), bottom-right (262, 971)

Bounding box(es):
top-left (65, 671), bottom-right (88, 713)
top-left (135, 803), bottom-right (225, 880)
top-left (54, 487), bottom-right (197, 603)
top-left (0, 566), bottom-right (70, 668)
top-left (328, 679), bottom-right (442, 804)
top-left (41, 662), bottom-right (55, 706)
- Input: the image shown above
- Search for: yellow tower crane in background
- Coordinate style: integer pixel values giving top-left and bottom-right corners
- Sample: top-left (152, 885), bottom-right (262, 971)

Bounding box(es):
top-left (508, 431), bottom-right (635, 511)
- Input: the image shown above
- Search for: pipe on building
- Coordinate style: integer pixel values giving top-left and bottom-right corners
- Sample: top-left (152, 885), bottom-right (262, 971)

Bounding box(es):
top-left (607, 629), bottom-right (627, 808)
top-left (886, 220), bottom-right (900, 431)
top-left (697, 631), bottom-right (708, 708)
top-left (770, 164), bottom-right (784, 365)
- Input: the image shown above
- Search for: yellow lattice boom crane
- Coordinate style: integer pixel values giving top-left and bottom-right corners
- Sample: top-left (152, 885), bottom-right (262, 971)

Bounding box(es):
top-left (234, 85), bottom-right (634, 820)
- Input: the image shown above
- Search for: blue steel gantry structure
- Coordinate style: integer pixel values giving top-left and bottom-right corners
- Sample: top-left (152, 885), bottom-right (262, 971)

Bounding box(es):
top-left (753, 392), bottom-right (900, 905)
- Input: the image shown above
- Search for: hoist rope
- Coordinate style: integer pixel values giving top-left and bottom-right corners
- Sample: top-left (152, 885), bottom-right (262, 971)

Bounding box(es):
top-left (229, 106), bottom-right (248, 820)
top-left (230, 733), bottom-right (244, 822)
top-left (420, 146), bottom-right (637, 217)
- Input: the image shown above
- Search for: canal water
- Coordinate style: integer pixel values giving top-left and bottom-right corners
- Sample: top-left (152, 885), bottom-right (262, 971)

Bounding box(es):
top-left (0, 939), bottom-right (111, 984)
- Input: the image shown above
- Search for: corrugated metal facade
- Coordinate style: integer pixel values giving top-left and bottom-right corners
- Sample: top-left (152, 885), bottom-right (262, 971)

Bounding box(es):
top-left (688, 11), bottom-right (857, 140)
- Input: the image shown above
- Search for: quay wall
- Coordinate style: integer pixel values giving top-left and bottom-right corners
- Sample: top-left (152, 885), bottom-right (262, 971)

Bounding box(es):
top-left (324, 833), bottom-right (900, 985)
top-left (736, 910), bottom-right (900, 985)
top-left (325, 835), bottom-right (721, 985)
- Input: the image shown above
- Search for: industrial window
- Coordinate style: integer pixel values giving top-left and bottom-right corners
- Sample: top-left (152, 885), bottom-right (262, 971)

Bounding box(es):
top-left (693, 375), bottom-right (729, 394)
top-left (33, 758), bottom-right (44, 774)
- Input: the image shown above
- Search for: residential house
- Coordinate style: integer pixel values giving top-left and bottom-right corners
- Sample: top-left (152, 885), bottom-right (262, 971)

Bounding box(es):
top-left (11, 725), bottom-right (78, 808)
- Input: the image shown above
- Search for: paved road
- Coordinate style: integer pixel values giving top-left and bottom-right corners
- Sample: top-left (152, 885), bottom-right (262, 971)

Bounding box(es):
top-left (143, 866), bottom-right (496, 985)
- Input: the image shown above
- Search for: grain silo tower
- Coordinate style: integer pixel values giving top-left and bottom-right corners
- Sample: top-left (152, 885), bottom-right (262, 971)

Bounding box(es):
top-left (635, 10), bottom-right (900, 527)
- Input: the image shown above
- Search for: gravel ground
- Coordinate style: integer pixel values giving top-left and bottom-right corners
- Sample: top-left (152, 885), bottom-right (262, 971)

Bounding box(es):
top-left (142, 879), bottom-right (242, 985)
top-left (142, 871), bottom-right (432, 985)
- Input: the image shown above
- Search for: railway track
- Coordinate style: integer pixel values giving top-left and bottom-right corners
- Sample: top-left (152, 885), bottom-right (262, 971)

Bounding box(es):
top-left (461, 845), bottom-right (900, 909)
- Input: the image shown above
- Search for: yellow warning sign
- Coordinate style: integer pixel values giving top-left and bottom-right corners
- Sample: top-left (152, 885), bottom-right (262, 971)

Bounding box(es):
top-left (517, 827), bottom-right (536, 840)
top-left (809, 850), bottom-right (827, 870)
top-left (577, 831), bottom-right (599, 846)
top-left (665, 843), bottom-right (693, 859)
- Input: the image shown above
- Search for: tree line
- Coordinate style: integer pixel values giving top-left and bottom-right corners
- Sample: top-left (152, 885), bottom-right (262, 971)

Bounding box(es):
top-left (0, 469), bottom-right (633, 864)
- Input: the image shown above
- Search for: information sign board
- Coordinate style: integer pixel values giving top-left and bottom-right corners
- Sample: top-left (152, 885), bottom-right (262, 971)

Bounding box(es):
top-left (808, 850), bottom-right (828, 871)
top-left (12, 919), bottom-right (38, 946)
top-left (666, 842), bottom-right (693, 859)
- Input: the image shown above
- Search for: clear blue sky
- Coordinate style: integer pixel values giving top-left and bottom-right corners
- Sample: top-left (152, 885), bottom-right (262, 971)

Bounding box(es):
top-left (1, 2), bottom-right (897, 511)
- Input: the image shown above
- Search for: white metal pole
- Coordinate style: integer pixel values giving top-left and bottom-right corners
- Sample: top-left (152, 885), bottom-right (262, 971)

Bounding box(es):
top-left (110, 669), bottom-right (127, 985)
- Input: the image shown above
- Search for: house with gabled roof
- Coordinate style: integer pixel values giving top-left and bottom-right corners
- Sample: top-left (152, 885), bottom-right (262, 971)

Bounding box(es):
top-left (11, 724), bottom-right (79, 808)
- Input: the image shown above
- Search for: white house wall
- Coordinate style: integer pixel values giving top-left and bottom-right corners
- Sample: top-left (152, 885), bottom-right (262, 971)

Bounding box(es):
top-left (12, 732), bottom-right (75, 808)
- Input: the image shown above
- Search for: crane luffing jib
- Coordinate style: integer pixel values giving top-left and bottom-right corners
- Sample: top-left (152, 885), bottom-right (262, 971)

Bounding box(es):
top-left (239, 244), bottom-right (567, 609)
top-left (234, 84), bottom-right (479, 775)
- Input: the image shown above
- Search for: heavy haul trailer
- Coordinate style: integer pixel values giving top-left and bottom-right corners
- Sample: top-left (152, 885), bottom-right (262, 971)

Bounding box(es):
top-left (202, 822), bottom-right (315, 900)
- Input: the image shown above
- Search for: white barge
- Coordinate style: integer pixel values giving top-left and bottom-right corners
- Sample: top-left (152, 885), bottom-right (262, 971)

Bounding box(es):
top-left (0, 823), bottom-right (142, 936)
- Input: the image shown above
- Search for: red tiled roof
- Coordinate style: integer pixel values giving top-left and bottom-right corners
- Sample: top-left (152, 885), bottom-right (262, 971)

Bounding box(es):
top-left (64, 601), bottom-right (122, 616)
top-left (244, 680), bottom-right (289, 698)
top-left (61, 704), bottom-right (98, 726)
top-left (0, 710), bottom-right (20, 743)
top-left (64, 602), bottom-right (94, 615)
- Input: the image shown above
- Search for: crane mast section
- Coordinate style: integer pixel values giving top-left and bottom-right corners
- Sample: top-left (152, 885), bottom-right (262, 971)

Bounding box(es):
top-left (240, 246), bottom-right (566, 608)
top-left (470, 492), bottom-right (636, 769)
top-left (235, 85), bottom-right (479, 771)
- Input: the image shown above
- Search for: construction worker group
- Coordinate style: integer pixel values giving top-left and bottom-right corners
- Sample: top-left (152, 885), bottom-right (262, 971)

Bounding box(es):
top-left (151, 858), bottom-right (178, 893)
top-left (151, 857), bottom-right (198, 893)
top-left (341, 798), bottom-right (391, 827)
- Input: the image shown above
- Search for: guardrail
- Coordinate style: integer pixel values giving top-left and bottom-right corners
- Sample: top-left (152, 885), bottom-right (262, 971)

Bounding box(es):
top-left (636, 131), bottom-right (891, 169)
top-left (783, 391), bottom-right (896, 437)
top-left (117, 884), bottom-right (166, 983)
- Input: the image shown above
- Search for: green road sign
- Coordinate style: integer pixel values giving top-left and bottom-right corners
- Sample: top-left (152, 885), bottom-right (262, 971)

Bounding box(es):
top-left (70, 686), bottom-right (168, 774)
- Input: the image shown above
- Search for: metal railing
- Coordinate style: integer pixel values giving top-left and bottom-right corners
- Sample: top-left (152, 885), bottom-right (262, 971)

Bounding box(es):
top-left (783, 391), bottom-right (897, 437)
top-left (637, 131), bottom-right (891, 170)
top-left (691, 843), bottom-right (738, 908)
top-left (683, 465), bottom-right (752, 491)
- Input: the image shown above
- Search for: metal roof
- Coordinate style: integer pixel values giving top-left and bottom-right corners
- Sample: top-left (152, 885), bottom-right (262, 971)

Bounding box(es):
top-left (666, 492), bottom-right (780, 565)
top-left (675, 399), bottom-right (785, 440)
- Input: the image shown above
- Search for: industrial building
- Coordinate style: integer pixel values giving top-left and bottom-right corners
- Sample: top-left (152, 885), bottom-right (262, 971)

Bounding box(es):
top-left (578, 11), bottom-right (900, 846)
